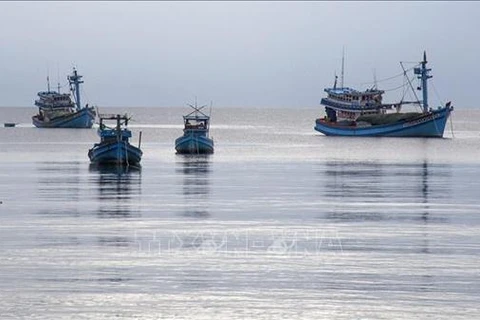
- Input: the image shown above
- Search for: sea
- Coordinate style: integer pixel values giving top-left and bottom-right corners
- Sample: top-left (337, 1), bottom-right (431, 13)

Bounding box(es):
top-left (0, 106), bottom-right (479, 320)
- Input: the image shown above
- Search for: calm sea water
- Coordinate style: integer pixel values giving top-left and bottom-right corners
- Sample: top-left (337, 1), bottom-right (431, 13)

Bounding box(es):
top-left (0, 107), bottom-right (479, 319)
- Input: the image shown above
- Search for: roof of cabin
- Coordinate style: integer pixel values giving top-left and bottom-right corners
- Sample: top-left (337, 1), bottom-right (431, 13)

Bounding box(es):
top-left (99, 114), bottom-right (129, 120)
top-left (324, 87), bottom-right (384, 96)
top-left (184, 115), bottom-right (210, 121)
top-left (37, 91), bottom-right (71, 98)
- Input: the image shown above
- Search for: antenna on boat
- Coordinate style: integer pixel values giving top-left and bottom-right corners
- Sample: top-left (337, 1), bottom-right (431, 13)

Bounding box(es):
top-left (186, 99), bottom-right (208, 117)
top-left (46, 62), bottom-right (51, 92)
top-left (340, 46), bottom-right (345, 88)
top-left (373, 68), bottom-right (378, 90)
top-left (57, 62), bottom-right (61, 93)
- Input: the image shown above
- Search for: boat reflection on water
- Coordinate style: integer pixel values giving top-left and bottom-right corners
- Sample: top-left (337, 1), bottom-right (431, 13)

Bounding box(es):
top-left (176, 154), bottom-right (211, 218)
top-left (319, 160), bottom-right (452, 256)
top-left (89, 163), bottom-right (141, 176)
top-left (88, 163), bottom-right (142, 218)
top-left (320, 160), bottom-right (452, 223)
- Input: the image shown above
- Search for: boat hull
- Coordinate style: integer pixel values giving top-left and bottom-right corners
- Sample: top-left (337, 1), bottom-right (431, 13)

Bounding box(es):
top-left (314, 106), bottom-right (453, 137)
top-left (88, 141), bottom-right (143, 165)
top-left (32, 107), bottom-right (96, 128)
top-left (175, 134), bottom-right (214, 154)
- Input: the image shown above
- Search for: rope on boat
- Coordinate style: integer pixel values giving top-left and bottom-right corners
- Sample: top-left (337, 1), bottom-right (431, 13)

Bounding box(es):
top-left (400, 62), bottom-right (423, 112)
top-left (80, 86), bottom-right (91, 108)
top-left (382, 74), bottom-right (416, 92)
top-left (353, 65), bottom-right (418, 86)
top-left (429, 81), bottom-right (455, 138)
top-left (432, 111), bottom-right (441, 136)
top-left (449, 112), bottom-right (455, 138)
top-left (430, 81), bottom-right (445, 106)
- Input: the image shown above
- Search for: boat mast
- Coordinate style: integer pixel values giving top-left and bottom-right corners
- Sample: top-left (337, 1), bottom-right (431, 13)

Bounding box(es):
top-left (57, 63), bottom-right (61, 93)
top-left (340, 47), bottom-right (345, 88)
top-left (68, 68), bottom-right (84, 110)
top-left (418, 51), bottom-right (432, 113)
top-left (46, 63), bottom-right (51, 92)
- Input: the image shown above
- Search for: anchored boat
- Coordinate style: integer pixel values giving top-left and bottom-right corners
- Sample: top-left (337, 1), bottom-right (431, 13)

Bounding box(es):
top-left (175, 102), bottom-right (214, 154)
top-left (32, 68), bottom-right (96, 128)
top-left (88, 114), bottom-right (143, 165)
top-left (314, 52), bottom-right (453, 137)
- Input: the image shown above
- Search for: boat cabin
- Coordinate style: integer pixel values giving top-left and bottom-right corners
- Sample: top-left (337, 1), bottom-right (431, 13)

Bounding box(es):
top-left (35, 91), bottom-right (74, 108)
top-left (324, 87), bottom-right (384, 107)
top-left (321, 86), bottom-right (389, 122)
top-left (98, 114), bottom-right (132, 143)
top-left (183, 114), bottom-right (210, 132)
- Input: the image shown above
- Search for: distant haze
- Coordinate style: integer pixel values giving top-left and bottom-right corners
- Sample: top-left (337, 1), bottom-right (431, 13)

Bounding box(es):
top-left (0, 1), bottom-right (478, 108)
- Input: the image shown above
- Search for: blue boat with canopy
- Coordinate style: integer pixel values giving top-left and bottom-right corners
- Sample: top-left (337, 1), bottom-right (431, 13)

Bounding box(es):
top-left (88, 114), bottom-right (143, 165)
top-left (314, 52), bottom-right (453, 137)
top-left (175, 101), bottom-right (214, 154)
top-left (32, 68), bottom-right (96, 128)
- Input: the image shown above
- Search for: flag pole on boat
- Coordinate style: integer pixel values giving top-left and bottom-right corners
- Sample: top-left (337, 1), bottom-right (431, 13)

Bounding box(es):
top-left (57, 61), bottom-right (61, 93)
top-left (340, 46), bottom-right (345, 88)
top-left (46, 61), bottom-right (51, 92)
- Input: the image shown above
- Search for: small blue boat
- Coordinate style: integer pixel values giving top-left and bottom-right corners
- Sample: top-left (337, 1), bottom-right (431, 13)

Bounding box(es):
top-left (32, 68), bottom-right (96, 128)
top-left (88, 114), bottom-right (143, 165)
top-left (314, 52), bottom-right (453, 137)
top-left (175, 102), bottom-right (214, 154)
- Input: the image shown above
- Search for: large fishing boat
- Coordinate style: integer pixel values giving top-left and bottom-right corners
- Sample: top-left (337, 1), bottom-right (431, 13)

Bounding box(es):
top-left (32, 68), bottom-right (96, 128)
top-left (88, 114), bottom-right (143, 165)
top-left (314, 52), bottom-right (453, 137)
top-left (175, 102), bottom-right (214, 154)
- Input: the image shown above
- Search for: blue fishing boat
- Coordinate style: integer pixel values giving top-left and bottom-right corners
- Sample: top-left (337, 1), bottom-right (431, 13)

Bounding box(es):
top-left (88, 114), bottom-right (143, 165)
top-left (32, 68), bottom-right (96, 128)
top-left (314, 52), bottom-right (453, 137)
top-left (175, 102), bottom-right (214, 154)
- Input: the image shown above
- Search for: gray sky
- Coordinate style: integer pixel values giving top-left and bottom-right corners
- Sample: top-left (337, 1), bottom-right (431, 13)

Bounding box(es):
top-left (0, 1), bottom-right (478, 108)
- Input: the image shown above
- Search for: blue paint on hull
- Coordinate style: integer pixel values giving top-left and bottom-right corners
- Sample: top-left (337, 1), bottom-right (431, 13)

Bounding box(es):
top-left (32, 107), bottom-right (96, 128)
top-left (175, 134), bottom-right (214, 154)
top-left (314, 107), bottom-right (452, 137)
top-left (88, 141), bottom-right (143, 165)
